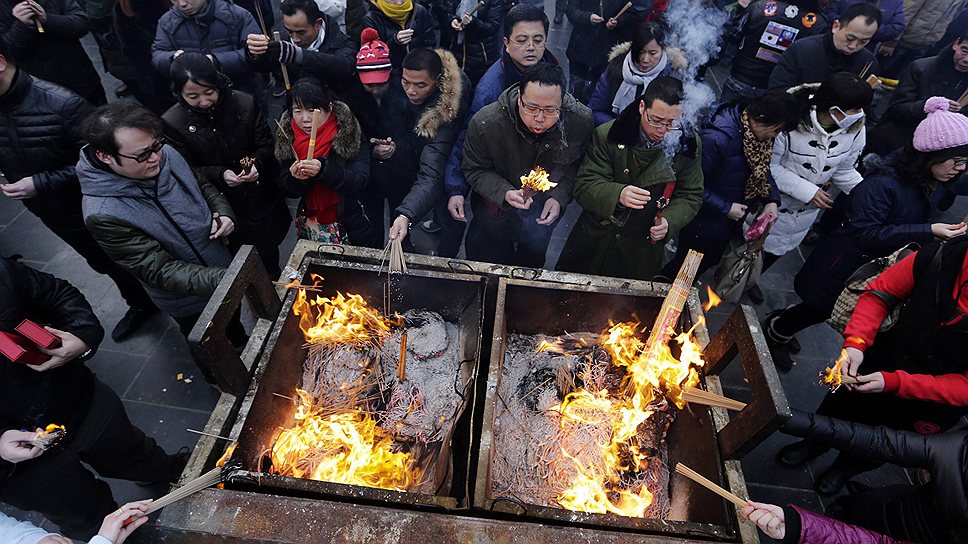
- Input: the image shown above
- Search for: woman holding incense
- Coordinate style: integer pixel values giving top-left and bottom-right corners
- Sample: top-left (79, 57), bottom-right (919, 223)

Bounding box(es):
top-left (362, 0), bottom-right (435, 70)
top-left (764, 97), bottom-right (968, 375)
top-left (0, 500), bottom-right (152, 543)
top-left (276, 76), bottom-right (371, 244)
top-left (162, 53), bottom-right (291, 278)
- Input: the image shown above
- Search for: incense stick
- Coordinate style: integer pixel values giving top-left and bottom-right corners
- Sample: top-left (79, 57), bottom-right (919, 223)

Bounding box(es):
top-left (675, 463), bottom-right (748, 508)
top-left (186, 428), bottom-right (236, 442)
top-left (305, 109), bottom-right (322, 160)
top-left (398, 331), bottom-right (408, 382)
top-left (468, 0), bottom-right (485, 16)
top-left (958, 88), bottom-right (968, 108)
top-left (35, 19), bottom-right (43, 32)
top-left (613, 1), bottom-right (633, 18)
top-left (858, 61), bottom-right (872, 79)
top-left (682, 386), bottom-right (747, 411)
top-left (273, 31), bottom-right (292, 91)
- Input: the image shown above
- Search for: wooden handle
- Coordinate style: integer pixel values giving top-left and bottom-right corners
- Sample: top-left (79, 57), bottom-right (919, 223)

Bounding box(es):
top-left (273, 31), bottom-right (292, 91)
top-left (614, 1), bottom-right (633, 19)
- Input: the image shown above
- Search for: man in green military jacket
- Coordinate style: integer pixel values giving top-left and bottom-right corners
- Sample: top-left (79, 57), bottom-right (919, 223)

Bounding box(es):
top-left (556, 76), bottom-right (703, 281)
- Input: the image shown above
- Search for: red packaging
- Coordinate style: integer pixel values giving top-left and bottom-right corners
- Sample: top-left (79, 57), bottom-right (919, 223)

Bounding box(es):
top-left (0, 331), bottom-right (47, 365)
top-left (15, 320), bottom-right (61, 349)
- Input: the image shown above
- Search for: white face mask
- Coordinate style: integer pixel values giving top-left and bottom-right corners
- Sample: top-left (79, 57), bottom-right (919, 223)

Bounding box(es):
top-left (830, 107), bottom-right (865, 129)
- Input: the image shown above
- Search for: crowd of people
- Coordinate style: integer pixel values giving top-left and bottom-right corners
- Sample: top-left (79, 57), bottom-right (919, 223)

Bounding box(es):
top-left (1, 0), bottom-right (968, 541)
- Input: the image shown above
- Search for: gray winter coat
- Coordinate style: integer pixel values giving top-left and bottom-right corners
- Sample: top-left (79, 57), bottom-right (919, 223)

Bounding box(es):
top-left (77, 146), bottom-right (234, 317)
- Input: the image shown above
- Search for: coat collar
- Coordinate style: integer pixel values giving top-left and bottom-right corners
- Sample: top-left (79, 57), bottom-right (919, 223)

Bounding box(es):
top-left (0, 68), bottom-right (30, 108)
top-left (413, 49), bottom-right (465, 138)
top-left (274, 100), bottom-right (362, 161)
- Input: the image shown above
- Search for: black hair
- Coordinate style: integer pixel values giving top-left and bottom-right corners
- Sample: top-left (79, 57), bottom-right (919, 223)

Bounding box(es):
top-left (280, 0), bottom-right (323, 23)
top-left (402, 48), bottom-right (443, 79)
top-left (745, 90), bottom-right (803, 132)
top-left (169, 52), bottom-right (230, 101)
top-left (640, 76), bottom-right (684, 108)
top-left (287, 77), bottom-right (336, 112)
top-left (893, 144), bottom-right (968, 184)
top-left (837, 2), bottom-right (882, 27)
top-left (960, 28), bottom-right (968, 42)
top-left (80, 101), bottom-right (163, 156)
top-left (630, 23), bottom-right (666, 61)
top-left (811, 72), bottom-right (874, 114)
top-left (503, 4), bottom-right (549, 39)
top-left (520, 63), bottom-right (565, 95)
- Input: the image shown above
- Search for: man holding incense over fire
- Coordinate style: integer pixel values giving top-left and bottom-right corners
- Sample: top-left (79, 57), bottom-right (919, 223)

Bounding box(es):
top-left (462, 62), bottom-right (593, 267)
top-left (556, 76), bottom-right (702, 281)
top-left (0, 257), bottom-right (186, 540)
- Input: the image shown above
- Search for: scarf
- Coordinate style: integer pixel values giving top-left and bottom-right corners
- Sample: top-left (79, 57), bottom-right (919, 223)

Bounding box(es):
top-left (740, 110), bottom-right (773, 200)
top-left (612, 51), bottom-right (668, 115)
top-left (306, 25), bottom-right (326, 51)
top-left (376, 0), bottom-right (413, 28)
top-left (292, 113), bottom-right (340, 223)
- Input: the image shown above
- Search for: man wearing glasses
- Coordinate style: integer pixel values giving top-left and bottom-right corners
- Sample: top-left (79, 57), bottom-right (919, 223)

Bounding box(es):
top-left (556, 76), bottom-right (704, 281)
top-left (462, 63), bottom-right (593, 267)
top-left (74, 101), bottom-right (239, 385)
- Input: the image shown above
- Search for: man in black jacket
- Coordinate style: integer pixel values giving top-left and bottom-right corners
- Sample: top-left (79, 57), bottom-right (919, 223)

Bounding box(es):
top-left (0, 43), bottom-right (157, 342)
top-left (246, 0), bottom-right (356, 93)
top-left (869, 32), bottom-right (968, 155)
top-left (0, 257), bottom-right (186, 540)
top-left (769, 2), bottom-right (881, 90)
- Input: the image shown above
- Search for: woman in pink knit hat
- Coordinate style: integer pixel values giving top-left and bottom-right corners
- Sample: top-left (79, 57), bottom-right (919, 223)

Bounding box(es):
top-left (774, 96), bottom-right (968, 497)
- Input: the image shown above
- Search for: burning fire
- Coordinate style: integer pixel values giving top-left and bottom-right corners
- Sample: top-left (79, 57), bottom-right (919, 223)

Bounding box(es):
top-left (821, 349), bottom-right (851, 391)
top-left (520, 167), bottom-right (557, 193)
top-left (216, 442), bottom-right (237, 468)
top-left (292, 288), bottom-right (396, 345)
top-left (551, 320), bottom-right (704, 517)
top-left (703, 286), bottom-right (721, 311)
top-left (270, 390), bottom-right (419, 491)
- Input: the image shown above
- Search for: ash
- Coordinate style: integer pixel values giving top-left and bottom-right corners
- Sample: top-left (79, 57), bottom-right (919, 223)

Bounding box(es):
top-left (490, 333), bottom-right (673, 519)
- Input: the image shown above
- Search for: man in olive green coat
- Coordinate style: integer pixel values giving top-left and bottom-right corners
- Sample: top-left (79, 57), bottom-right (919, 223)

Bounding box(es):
top-left (557, 76), bottom-right (703, 281)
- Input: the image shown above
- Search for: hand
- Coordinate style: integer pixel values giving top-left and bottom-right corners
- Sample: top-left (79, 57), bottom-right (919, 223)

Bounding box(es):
top-left (210, 215), bottom-right (235, 239)
top-left (238, 164), bottom-right (260, 183)
top-left (758, 202), bottom-right (779, 223)
top-left (396, 28), bottom-right (415, 44)
top-left (537, 198), bottom-right (561, 225)
top-left (844, 346), bottom-right (864, 377)
top-left (290, 159), bottom-right (322, 179)
top-left (246, 33), bottom-right (270, 56)
top-left (37, 535), bottom-right (72, 544)
top-left (25, 0), bottom-right (45, 23)
top-left (505, 189), bottom-right (531, 210)
top-left (650, 216), bottom-right (669, 242)
top-left (605, 17), bottom-right (617, 29)
top-left (949, 100), bottom-right (962, 113)
top-left (727, 203), bottom-right (748, 221)
top-left (877, 44), bottom-right (895, 57)
top-left (372, 140), bottom-right (396, 160)
top-left (1, 177), bottom-right (38, 200)
top-left (809, 187), bottom-right (834, 209)
top-left (388, 215), bottom-right (410, 242)
top-left (223, 169), bottom-right (245, 188)
top-left (32, 327), bottom-right (89, 372)
top-left (853, 372), bottom-right (885, 394)
top-left (931, 222), bottom-right (967, 241)
top-left (448, 195), bottom-right (466, 221)
top-left (12, 1), bottom-right (35, 24)
top-left (451, 18), bottom-right (463, 30)
top-left (100, 500), bottom-right (153, 544)
top-left (0, 429), bottom-right (44, 463)
top-left (618, 185), bottom-right (650, 209)
top-left (589, 13), bottom-right (604, 24)
top-left (461, 11), bottom-right (473, 25)
top-left (742, 501), bottom-right (786, 539)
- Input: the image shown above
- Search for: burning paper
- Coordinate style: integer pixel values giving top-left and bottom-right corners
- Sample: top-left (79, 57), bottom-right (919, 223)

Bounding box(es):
top-left (820, 349), bottom-right (857, 392)
top-left (520, 167), bottom-right (557, 201)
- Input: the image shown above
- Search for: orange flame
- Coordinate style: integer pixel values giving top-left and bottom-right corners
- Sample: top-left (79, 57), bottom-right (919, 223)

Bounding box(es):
top-left (552, 320), bottom-right (704, 517)
top-left (821, 349), bottom-right (850, 391)
top-left (536, 339), bottom-right (566, 353)
top-left (270, 390), bottom-right (420, 491)
top-left (292, 289), bottom-right (395, 345)
top-left (215, 442), bottom-right (237, 468)
top-left (703, 286), bottom-right (722, 311)
top-left (42, 423), bottom-right (64, 434)
top-left (520, 166), bottom-right (557, 193)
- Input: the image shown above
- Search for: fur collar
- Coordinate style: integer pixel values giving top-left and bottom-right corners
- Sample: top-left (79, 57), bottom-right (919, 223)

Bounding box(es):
top-left (414, 49), bottom-right (465, 139)
top-left (607, 104), bottom-right (699, 158)
top-left (274, 100), bottom-right (361, 161)
top-left (606, 42), bottom-right (688, 72)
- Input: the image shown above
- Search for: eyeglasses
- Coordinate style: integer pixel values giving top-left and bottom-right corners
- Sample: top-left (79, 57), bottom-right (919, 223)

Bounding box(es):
top-left (116, 138), bottom-right (166, 163)
top-left (519, 99), bottom-right (560, 119)
top-left (645, 110), bottom-right (681, 131)
top-left (949, 157), bottom-right (968, 167)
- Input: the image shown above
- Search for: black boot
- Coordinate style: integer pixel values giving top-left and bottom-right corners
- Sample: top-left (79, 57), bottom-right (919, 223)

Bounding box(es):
top-left (816, 457), bottom-right (869, 496)
top-left (112, 305), bottom-right (160, 342)
top-left (788, 335), bottom-right (802, 354)
top-left (746, 284), bottom-right (764, 304)
top-left (776, 439), bottom-right (829, 467)
top-left (763, 310), bottom-right (795, 373)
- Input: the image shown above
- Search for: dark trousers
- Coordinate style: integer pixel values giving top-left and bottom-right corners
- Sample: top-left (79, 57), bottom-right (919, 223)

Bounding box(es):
top-left (34, 209), bottom-right (155, 310)
top-left (0, 380), bottom-right (178, 540)
top-left (435, 197), bottom-right (468, 258)
top-left (770, 303), bottom-right (828, 338)
top-left (464, 196), bottom-right (555, 268)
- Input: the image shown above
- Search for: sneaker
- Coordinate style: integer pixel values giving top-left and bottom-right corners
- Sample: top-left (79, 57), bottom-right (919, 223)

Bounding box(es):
top-left (746, 284), bottom-right (764, 305)
top-left (111, 306), bottom-right (160, 342)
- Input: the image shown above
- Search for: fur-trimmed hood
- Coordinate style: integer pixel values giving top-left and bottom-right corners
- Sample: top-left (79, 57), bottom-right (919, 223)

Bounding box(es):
top-left (414, 49), bottom-right (467, 139)
top-left (274, 100), bottom-right (362, 161)
top-left (787, 82), bottom-right (867, 135)
top-left (606, 42), bottom-right (688, 72)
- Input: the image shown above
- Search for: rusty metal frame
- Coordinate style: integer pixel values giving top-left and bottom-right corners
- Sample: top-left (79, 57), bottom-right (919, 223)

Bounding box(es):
top-left (188, 245), bottom-right (281, 394)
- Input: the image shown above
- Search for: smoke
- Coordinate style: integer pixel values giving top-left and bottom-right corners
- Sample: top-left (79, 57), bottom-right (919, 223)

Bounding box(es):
top-left (660, 0), bottom-right (729, 156)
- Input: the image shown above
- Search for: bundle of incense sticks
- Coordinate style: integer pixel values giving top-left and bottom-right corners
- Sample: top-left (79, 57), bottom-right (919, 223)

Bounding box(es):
top-left (675, 463), bottom-right (748, 508)
top-left (643, 250), bottom-right (703, 353)
top-left (383, 237), bottom-right (408, 274)
top-left (519, 167), bottom-right (557, 201)
top-left (251, 0), bottom-right (290, 91)
top-left (865, 74), bottom-right (880, 88)
top-left (238, 157), bottom-right (255, 175)
top-left (958, 88), bottom-right (968, 109)
top-left (305, 109), bottom-right (323, 160)
top-left (122, 461), bottom-right (243, 527)
top-left (682, 386), bottom-right (747, 411)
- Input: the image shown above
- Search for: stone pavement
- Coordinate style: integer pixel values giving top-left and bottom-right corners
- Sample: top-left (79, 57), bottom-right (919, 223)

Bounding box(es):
top-left (3, 8), bottom-right (957, 543)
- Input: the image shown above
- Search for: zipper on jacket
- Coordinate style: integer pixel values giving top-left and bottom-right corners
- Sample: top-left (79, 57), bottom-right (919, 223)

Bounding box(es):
top-left (140, 188), bottom-right (211, 267)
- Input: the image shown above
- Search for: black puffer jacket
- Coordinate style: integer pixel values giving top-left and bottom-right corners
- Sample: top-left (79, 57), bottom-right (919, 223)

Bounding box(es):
top-left (0, 257), bottom-right (104, 481)
top-left (450, 0), bottom-right (504, 84)
top-left (768, 32), bottom-right (879, 90)
top-left (0, 0), bottom-right (106, 106)
top-left (783, 409), bottom-right (968, 544)
top-left (565, 0), bottom-right (636, 70)
top-left (362, 0), bottom-right (436, 69)
top-left (249, 15), bottom-right (357, 93)
top-left (0, 68), bottom-right (93, 223)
